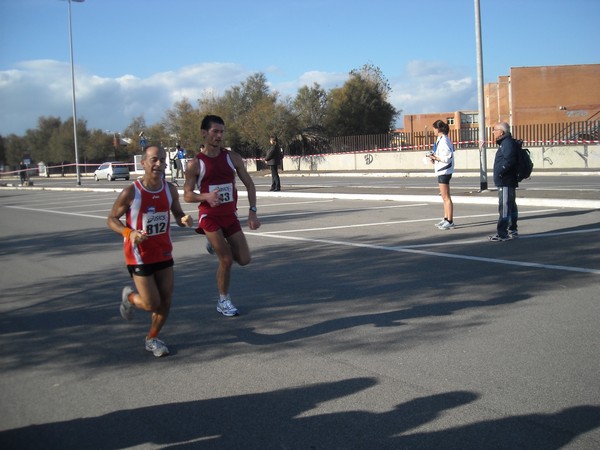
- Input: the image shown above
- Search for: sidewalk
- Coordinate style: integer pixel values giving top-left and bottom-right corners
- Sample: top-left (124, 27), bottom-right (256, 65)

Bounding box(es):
top-left (251, 169), bottom-right (600, 209)
top-left (2, 170), bottom-right (599, 209)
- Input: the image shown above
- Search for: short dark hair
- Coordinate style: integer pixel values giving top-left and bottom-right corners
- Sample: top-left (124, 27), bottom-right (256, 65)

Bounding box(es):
top-left (201, 114), bottom-right (225, 131)
top-left (432, 120), bottom-right (450, 134)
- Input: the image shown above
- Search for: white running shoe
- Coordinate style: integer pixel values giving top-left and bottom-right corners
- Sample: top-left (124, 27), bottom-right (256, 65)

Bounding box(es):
top-left (120, 286), bottom-right (135, 321)
top-left (435, 219), bottom-right (446, 227)
top-left (437, 220), bottom-right (455, 230)
top-left (145, 338), bottom-right (169, 357)
top-left (217, 298), bottom-right (239, 317)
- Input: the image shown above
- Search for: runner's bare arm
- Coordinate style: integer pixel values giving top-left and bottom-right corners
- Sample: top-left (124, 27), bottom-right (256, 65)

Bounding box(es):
top-left (107, 185), bottom-right (147, 243)
top-left (230, 151), bottom-right (261, 230)
top-left (168, 182), bottom-right (193, 227)
top-left (182, 157), bottom-right (220, 207)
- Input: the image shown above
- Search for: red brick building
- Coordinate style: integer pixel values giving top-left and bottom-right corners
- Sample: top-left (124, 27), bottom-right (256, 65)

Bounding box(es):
top-left (402, 64), bottom-right (600, 140)
top-left (486, 64), bottom-right (600, 126)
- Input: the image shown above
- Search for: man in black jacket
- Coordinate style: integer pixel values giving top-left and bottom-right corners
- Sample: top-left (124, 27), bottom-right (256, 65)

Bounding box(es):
top-left (265, 135), bottom-right (282, 191)
top-left (490, 122), bottom-right (519, 241)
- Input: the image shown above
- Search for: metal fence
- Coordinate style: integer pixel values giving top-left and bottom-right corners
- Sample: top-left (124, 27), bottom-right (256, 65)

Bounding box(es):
top-left (281, 120), bottom-right (599, 157)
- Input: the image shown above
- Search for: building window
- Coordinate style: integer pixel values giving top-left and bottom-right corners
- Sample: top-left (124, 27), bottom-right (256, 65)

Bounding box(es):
top-left (447, 117), bottom-right (455, 125)
top-left (460, 113), bottom-right (479, 124)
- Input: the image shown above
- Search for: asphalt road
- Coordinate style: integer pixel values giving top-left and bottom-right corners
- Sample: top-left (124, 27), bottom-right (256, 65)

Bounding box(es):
top-left (0, 174), bottom-right (599, 449)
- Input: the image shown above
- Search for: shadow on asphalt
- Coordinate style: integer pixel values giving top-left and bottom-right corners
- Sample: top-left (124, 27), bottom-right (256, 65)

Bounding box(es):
top-left (1, 217), bottom-right (600, 448)
top-left (1, 383), bottom-right (598, 449)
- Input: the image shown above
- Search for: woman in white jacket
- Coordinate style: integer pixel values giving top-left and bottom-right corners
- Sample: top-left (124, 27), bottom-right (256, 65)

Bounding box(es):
top-left (428, 120), bottom-right (455, 229)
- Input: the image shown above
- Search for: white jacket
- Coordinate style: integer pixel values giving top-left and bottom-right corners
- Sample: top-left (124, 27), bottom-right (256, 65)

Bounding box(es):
top-left (433, 135), bottom-right (455, 175)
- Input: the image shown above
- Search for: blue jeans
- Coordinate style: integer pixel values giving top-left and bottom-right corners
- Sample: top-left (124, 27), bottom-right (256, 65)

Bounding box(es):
top-left (497, 186), bottom-right (518, 237)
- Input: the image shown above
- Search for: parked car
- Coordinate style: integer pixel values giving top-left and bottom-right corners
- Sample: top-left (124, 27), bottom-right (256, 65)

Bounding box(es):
top-left (94, 162), bottom-right (130, 181)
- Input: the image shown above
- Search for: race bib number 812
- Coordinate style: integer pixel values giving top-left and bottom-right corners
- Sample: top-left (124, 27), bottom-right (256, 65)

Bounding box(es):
top-left (143, 211), bottom-right (169, 235)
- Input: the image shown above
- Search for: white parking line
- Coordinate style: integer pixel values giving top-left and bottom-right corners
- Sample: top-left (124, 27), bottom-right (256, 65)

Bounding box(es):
top-left (6, 200), bottom-right (596, 274)
top-left (6, 205), bottom-right (107, 220)
top-left (257, 203), bottom-right (429, 221)
top-left (258, 209), bottom-right (557, 234)
top-left (248, 228), bottom-right (600, 275)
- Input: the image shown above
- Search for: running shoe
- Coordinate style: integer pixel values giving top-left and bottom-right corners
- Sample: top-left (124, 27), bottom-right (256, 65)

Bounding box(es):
top-left (145, 338), bottom-right (169, 357)
top-left (489, 234), bottom-right (510, 242)
top-left (435, 219), bottom-right (446, 227)
top-left (206, 241), bottom-right (215, 255)
top-left (217, 298), bottom-right (239, 317)
top-left (437, 220), bottom-right (455, 230)
top-left (509, 230), bottom-right (519, 239)
top-left (120, 286), bottom-right (135, 321)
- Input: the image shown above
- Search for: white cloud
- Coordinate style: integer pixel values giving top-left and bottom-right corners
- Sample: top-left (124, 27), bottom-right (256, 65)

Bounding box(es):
top-left (0, 59), bottom-right (478, 135)
top-left (390, 60), bottom-right (478, 126)
top-left (0, 60), bottom-right (252, 136)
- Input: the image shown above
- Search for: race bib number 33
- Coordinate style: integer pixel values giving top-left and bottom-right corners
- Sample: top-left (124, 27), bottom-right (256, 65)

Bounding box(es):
top-left (209, 183), bottom-right (234, 204)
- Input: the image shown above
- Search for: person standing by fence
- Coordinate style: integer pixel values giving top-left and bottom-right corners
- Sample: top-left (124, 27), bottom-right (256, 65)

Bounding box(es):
top-left (265, 135), bottom-right (282, 191)
top-left (489, 122), bottom-right (519, 241)
top-left (428, 120), bottom-right (455, 230)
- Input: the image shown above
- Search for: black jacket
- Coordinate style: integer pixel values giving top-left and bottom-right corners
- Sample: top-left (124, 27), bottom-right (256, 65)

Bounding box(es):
top-left (265, 144), bottom-right (282, 166)
top-left (493, 134), bottom-right (519, 187)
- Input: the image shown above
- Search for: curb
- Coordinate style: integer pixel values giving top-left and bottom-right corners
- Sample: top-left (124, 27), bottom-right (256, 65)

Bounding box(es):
top-left (2, 181), bottom-right (599, 210)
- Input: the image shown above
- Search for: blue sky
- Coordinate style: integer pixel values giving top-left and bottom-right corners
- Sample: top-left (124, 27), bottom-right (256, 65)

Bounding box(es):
top-left (1, 0), bottom-right (598, 136)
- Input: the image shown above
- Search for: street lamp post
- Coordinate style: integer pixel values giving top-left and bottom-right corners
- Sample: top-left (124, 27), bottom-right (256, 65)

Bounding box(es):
top-left (474, 0), bottom-right (488, 191)
top-left (67, 0), bottom-right (85, 185)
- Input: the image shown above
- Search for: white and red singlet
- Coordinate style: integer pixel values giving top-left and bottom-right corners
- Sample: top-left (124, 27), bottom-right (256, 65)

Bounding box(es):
top-left (124, 179), bottom-right (173, 265)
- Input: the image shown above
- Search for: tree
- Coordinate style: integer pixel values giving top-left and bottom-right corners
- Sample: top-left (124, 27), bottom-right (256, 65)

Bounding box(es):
top-left (122, 115), bottom-right (148, 158)
top-left (1, 64), bottom-right (403, 166)
top-left (198, 73), bottom-right (284, 154)
top-left (3, 134), bottom-right (28, 168)
top-left (350, 63), bottom-right (393, 100)
top-left (325, 64), bottom-right (398, 137)
top-left (24, 116), bottom-right (62, 164)
top-left (86, 129), bottom-right (114, 163)
top-left (293, 83), bottom-right (328, 130)
top-left (162, 99), bottom-right (202, 152)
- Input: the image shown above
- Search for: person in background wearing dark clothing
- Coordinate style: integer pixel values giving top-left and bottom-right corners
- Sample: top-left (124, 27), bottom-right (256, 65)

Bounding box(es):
top-left (265, 135), bottom-right (282, 191)
top-left (490, 122), bottom-right (519, 242)
top-left (19, 161), bottom-right (27, 184)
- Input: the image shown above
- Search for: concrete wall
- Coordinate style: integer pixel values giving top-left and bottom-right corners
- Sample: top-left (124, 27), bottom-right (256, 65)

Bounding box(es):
top-left (244, 144), bottom-right (600, 173)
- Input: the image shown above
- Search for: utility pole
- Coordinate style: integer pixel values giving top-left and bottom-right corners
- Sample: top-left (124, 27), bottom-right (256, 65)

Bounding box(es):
top-left (474, 0), bottom-right (488, 191)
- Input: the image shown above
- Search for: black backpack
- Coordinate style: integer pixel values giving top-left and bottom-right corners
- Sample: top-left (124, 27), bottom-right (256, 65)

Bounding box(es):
top-left (515, 139), bottom-right (533, 182)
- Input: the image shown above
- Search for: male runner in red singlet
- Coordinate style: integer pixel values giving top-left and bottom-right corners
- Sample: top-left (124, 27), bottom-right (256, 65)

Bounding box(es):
top-left (108, 145), bottom-right (193, 357)
top-left (183, 115), bottom-right (261, 317)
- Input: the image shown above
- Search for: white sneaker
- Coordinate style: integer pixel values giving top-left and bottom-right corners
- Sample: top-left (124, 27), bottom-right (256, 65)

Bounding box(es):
top-left (120, 286), bottom-right (135, 321)
top-left (437, 220), bottom-right (455, 230)
top-left (217, 297), bottom-right (239, 317)
top-left (435, 219), bottom-right (446, 227)
top-left (145, 338), bottom-right (169, 357)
